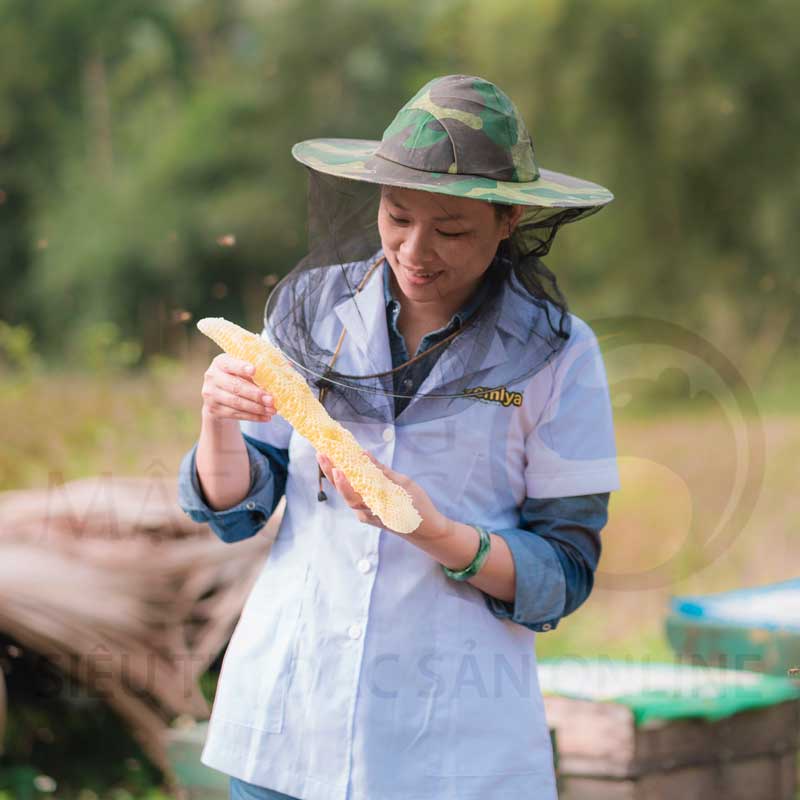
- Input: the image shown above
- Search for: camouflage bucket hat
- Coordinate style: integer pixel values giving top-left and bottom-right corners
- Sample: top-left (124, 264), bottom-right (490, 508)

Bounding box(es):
top-left (292, 74), bottom-right (613, 234)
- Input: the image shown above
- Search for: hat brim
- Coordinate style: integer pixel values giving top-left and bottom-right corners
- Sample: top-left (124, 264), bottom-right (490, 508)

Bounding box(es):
top-left (292, 138), bottom-right (613, 227)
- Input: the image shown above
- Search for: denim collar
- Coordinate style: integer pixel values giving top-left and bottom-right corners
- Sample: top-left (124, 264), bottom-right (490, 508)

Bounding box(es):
top-left (382, 259), bottom-right (492, 341)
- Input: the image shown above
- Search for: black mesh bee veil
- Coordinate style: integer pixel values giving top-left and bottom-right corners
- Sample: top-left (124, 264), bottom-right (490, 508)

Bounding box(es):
top-left (263, 169), bottom-right (588, 427)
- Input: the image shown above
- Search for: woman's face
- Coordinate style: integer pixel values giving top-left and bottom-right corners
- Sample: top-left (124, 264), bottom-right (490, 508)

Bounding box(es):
top-left (377, 186), bottom-right (523, 311)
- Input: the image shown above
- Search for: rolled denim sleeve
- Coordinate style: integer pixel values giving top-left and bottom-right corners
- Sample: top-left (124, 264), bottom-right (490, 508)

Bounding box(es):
top-left (482, 493), bottom-right (609, 633)
top-left (177, 432), bottom-right (289, 544)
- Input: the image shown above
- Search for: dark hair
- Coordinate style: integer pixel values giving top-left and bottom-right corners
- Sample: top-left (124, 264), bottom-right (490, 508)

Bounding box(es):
top-left (491, 203), bottom-right (570, 339)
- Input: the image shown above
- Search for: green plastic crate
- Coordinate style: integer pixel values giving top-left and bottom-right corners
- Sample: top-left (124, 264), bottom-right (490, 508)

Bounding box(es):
top-left (164, 722), bottom-right (228, 800)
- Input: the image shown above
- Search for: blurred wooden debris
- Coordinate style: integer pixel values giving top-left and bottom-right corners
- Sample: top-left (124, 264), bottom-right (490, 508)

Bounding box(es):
top-left (0, 474), bottom-right (280, 782)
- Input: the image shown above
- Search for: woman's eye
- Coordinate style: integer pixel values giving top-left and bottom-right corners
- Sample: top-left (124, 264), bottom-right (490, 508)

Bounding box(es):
top-left (386, 211), bottom-right (466, 237)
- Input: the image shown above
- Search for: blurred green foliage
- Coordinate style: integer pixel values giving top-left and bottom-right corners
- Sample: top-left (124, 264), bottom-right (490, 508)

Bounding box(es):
top-left (0, 321), bottom-right (43, 375)
top-left (0, 637), bottom-right (167, 799)
top-left (0, 0), bottom-right (797, 378)
top-left (0, 627), bottom-right (220, 798)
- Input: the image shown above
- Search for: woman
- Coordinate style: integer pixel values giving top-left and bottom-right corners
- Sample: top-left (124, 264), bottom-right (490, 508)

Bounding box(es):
top-left (179, 74), bottom-right (620, 800)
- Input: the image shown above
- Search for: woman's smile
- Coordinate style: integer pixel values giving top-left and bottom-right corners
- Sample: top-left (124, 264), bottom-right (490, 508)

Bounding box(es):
top-left (402, 264), bottom-right (444, 286)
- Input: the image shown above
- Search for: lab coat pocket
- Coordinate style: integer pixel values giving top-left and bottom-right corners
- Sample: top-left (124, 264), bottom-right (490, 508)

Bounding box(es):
top-left (428, 586), bottom-right (550, 777)
top-left (214, 563), bottom-right (310, 734)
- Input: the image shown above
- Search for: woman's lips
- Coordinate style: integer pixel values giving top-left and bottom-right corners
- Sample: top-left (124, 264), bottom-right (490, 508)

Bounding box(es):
top-left (402, 265), bottom-right (443, 286)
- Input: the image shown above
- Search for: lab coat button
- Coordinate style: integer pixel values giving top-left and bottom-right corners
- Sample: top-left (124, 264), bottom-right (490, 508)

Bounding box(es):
top-left (348, 623), bottom-right (363, 640)
top-left (382, 427), bottom-right (394, 442)
top-left (245, 501), bottom-right (256, 510)
top-left (357, 558), bottom-right (371, 574)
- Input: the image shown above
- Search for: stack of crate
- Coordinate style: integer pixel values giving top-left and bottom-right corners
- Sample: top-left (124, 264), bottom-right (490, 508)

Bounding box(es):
top-left (539, 658), bottom-right (800, 800)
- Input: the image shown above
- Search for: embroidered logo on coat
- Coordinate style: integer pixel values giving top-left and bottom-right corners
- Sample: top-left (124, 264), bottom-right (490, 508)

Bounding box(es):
top-left (465, 385), bottom-right (523, 407)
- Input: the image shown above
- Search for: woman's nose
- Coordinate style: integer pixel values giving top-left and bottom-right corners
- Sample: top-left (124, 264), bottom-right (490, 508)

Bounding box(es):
top-left (398, 224), bottom-right (435, 265)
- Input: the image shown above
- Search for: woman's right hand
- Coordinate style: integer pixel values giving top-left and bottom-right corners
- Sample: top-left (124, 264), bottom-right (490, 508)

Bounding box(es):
top-left (201, 354), bottom-right (276, 424)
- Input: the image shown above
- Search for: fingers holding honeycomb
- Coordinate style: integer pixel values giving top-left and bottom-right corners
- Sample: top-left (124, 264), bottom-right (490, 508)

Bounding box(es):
top-left (196, 317), bottom-right (423, 534)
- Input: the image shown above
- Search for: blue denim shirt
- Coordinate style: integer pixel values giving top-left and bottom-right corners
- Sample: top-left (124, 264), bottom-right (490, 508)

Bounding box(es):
top-left (178, 433), bottom-right (289, 543)
top-left (177, 263), bottom-right (609, 633)
top-left (384, 262), bottom-right (491, 418)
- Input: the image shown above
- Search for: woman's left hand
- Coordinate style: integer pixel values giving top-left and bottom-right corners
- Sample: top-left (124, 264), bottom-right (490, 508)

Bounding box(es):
top-left (316, 452), bottom-right (448, 539)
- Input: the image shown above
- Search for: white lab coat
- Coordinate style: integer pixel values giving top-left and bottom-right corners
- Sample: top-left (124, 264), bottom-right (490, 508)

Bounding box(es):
top-left (200, 257), bottom-right (621, 799)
